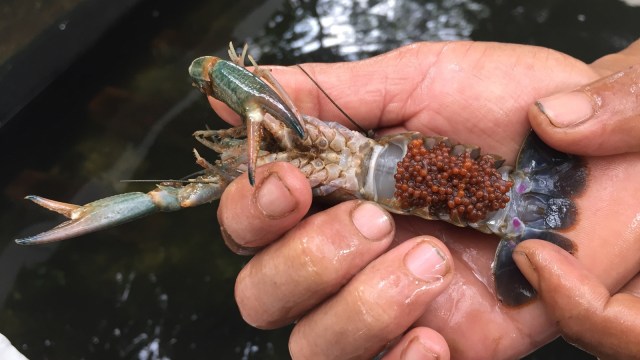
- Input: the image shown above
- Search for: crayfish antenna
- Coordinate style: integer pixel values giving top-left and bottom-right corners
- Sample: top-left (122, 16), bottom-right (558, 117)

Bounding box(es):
top-left (295, 64), bottom-right (368, 135)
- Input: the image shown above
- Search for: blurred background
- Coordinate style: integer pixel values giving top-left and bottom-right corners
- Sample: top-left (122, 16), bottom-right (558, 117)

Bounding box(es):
top-left (1, 0), bottom-right (639, 359)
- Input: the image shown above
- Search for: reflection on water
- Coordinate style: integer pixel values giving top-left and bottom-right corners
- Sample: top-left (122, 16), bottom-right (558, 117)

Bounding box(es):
top-left (247, 0), bottom-right (491, 62)
top-left (0, 0), bottom-right (639, 358)
top-left (252, 0), bottom-right (490, 60)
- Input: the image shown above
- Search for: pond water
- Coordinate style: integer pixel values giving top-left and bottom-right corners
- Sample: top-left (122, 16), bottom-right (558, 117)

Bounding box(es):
top-left (1, 0), bottom-right (639, 359)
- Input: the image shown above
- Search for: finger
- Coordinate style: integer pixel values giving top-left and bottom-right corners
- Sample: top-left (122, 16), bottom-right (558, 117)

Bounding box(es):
top-left (289, 237), bottom-right (453, 360)
top-left (529, 63), bottom-right (640, 155)
top-left (513, 240), bottom-right (640, 359)
top-left (591, 38), bottom-right (640, 74)
top-left (235, 200), bottom-right (395, 329)
top-left (381, 327), bottom-right (450, 360)
top-left (217, 162), bottom-right (312, 254)
top-left (620, 271), bottom-right (640, 297)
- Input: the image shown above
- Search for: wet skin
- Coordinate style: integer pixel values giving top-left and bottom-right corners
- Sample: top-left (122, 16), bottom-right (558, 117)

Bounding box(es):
top-left (212, 42), bottom-right (640, 359)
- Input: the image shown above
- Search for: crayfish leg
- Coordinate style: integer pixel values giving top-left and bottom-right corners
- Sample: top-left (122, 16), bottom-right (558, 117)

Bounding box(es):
top-left (227, 41), bottom-right (249, 67)
top-left (193, 149), bottom-right (216, 171)
top-left (246, 104), bottom-right (265, 186)
top-left (193, 127), bottom-right (247, 153)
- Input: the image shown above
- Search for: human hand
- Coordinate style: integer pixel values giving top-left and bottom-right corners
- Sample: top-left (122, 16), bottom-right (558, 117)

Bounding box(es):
top-left (513, 39), bottom-right (640, 359)
top-left (514, 240), bottom-right (640, 359)
top-left (529, 39), bottom-right (640, 155)
top-left (211, 41), bottom-right (640, 359)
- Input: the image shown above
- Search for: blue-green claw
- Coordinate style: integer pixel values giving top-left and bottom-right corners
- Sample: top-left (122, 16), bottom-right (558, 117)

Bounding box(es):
top-left (189, 56), bottom-right (305, 185)
top-left (15, 193), bottom-right (160, 245)
top-left (189, 56), bottom-right (305, 138)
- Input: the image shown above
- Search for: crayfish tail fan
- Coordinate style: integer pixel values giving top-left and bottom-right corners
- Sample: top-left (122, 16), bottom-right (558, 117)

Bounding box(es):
top-left (493, 238), bottom-right (533, 306)
top-left (493, 230), bottom-right (575, 306)
top-left (494, 130), bottom-right (585, 306)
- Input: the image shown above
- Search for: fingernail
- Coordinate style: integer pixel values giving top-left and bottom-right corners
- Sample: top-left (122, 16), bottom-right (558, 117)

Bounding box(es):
top-left (401, 337), bottom-right (437, 360)
top-left (255, 173), bottom-right (297, 218)
top-left (536, 91), bottom-right (594, 127)
top-left (512, 251), bottom-right (540, 289)
top-left (404, 241), bottom-right (448, 282)
top-left (351, 202), bottom-right (392, 241)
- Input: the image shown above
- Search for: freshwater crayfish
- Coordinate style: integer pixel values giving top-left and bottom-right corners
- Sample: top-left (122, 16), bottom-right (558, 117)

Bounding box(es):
top-left (15, 43), bottom-right (586, 306)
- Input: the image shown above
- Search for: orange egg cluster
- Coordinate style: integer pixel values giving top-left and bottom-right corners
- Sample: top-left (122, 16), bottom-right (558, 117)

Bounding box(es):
top-left (393, 138), bottom-right (513, 223)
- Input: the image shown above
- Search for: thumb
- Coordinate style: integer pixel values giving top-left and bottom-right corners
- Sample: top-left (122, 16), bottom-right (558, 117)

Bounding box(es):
top-left (513, 239), bottom-right (640, 359)
top-left (528, 63), bottom-right (640, 156)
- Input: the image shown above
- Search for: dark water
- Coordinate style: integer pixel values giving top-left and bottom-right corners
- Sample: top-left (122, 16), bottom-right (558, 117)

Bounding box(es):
top-left (0, 0), bottom-right (638, 359)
